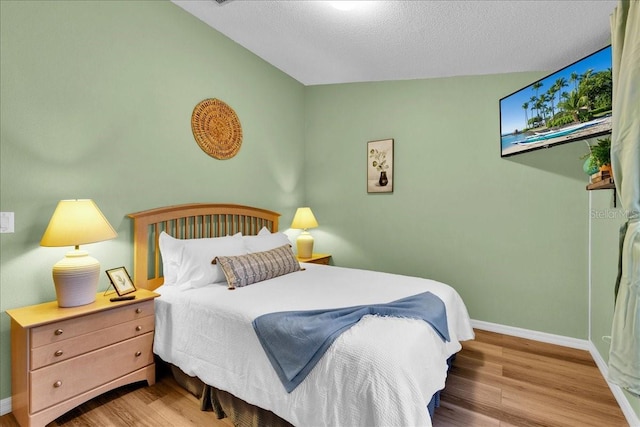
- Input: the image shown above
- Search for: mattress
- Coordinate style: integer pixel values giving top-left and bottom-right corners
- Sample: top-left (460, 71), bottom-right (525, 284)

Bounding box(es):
top-left (153, 263), bottom-right (474, 427)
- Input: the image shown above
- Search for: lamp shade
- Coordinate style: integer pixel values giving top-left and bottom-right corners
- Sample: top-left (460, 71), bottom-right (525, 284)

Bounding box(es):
top-left (40, 199), bottom-right (117, 247)
top-left (290, 207), bottom-right (318, 230)
top-left (40, 199), bottom-right (117, 307)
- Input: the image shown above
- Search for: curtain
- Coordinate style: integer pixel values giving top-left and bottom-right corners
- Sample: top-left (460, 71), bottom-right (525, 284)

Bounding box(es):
top-left (608, 0), bottom-right (640, 395)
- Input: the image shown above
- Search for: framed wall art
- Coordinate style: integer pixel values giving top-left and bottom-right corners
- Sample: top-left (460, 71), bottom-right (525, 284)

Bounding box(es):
top-left (367, 138), bottom-right (394, 193)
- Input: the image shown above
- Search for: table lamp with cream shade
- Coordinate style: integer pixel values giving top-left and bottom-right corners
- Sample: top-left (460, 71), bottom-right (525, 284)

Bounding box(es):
top-left (40, 199), bottom-right (117, 307)
top-left (290, 207), bottom-right (318, 259)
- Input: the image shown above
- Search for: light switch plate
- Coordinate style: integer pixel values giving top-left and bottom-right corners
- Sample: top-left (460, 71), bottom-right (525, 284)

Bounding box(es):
top-left (0, 212), bottom-right (15, 233)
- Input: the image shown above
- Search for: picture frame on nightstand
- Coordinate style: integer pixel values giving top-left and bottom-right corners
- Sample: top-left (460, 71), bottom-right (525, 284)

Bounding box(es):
top-left (106, 266), bottom-right (136, 295)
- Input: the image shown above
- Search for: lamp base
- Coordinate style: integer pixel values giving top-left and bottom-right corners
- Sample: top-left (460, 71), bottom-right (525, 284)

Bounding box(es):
top-left (296, 231), bottom-right (314, 259)
top-left (52, 249), bottom-right (100, 307)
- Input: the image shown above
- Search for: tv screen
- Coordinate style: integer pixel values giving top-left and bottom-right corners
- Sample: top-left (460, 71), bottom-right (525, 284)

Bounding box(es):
top-left (500, 45), bottom-right (612, 157)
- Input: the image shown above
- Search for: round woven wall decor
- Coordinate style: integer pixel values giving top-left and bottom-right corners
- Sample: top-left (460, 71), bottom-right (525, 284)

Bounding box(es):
top-left (191, 98), bottom-right (243, 159)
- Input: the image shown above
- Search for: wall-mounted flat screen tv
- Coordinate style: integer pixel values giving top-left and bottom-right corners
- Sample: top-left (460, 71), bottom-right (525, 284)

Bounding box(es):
top-left (500, 45), bottom-right (612, 157)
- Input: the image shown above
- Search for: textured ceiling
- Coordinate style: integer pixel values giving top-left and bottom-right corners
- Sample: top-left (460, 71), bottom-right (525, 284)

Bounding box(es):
top-left (173, 0), bottom-right (617, 86)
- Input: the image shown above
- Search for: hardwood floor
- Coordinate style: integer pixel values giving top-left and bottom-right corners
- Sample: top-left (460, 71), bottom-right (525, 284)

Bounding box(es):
top-left (0, 329), bottom-right (628, 426)
top-left (432, 329), bottom-right (628, 427)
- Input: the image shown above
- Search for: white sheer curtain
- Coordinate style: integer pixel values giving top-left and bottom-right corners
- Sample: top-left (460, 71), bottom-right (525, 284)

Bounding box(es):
top-left (608, 0), bottom-right (640, 395)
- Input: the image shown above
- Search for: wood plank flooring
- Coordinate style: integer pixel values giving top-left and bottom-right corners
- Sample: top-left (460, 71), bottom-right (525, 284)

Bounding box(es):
top-left (0, 329), bottom-right (628, 426)
top-left (432, 329), bottom-right (628, 427)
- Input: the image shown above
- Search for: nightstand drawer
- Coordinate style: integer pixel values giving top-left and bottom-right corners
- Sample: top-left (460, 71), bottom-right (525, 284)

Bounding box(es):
top-left (30, 332), bottom-right (154, 413)
top-left (31, 315), bottom-right (154, 370)
top-left (30, 300), bottom-right (154, 348)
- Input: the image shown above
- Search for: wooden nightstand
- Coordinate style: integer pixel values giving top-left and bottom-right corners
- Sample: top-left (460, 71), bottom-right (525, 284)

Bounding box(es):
top-left (6, 289), bottom-right (159, 427)
top-left (297, 253), bottom-right (332, 265)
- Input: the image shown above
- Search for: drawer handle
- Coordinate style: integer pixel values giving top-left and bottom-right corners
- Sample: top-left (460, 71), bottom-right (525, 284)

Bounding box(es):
top-left (54, 329), bottom-right (63, 336)
top-left (135, 325), bottom-right (143, 332)
top-left (53, 381), bottom-right (62, 388)
top-left (135, 351), bottom-right (142, 357)
top-left (54, 350), bottom-right (63, 357)
top-left (135, 308), bottom-right (142, 314)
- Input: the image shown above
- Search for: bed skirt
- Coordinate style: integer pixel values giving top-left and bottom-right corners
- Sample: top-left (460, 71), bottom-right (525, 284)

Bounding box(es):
top-left (163, 355), bottom-right (453, 426)
top-left (166, 360), bottom-right (293, 427)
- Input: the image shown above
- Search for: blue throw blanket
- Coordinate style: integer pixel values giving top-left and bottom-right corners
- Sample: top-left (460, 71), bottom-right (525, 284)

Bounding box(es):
top-left (252, 291), bottom-right (449, 392)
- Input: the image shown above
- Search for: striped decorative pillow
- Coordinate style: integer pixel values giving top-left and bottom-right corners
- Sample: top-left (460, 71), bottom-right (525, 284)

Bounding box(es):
top-left (214, 244), bottom-right (301, 289)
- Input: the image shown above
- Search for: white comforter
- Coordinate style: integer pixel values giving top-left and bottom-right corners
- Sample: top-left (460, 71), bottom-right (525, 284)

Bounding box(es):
top-left (153, 264), bottom-right (474, 427)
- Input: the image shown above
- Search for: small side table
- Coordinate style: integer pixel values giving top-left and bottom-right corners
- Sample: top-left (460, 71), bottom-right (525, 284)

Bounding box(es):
top-left (297, 253), bottom-right (332, 265)
top-left (7, 289), bottom-right (158, 427)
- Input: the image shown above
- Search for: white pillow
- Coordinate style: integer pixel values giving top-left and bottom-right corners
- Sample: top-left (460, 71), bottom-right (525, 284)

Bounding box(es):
top-left (158, 232), bottom-right (184, 286)
top-left (177, 233), bottom-right (246, 288)
top-left (243, 227), bottom-right (291, 253)
top-left (158, 232), bottom-right (246, 287)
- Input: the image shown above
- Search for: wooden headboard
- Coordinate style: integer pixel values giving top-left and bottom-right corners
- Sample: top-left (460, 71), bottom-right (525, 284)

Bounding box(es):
top-left (127, 203), bottom-right (280, 290)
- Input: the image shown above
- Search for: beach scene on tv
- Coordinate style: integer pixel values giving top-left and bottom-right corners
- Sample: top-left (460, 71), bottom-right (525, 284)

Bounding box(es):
top-left (500, 45), bottom-right (612, 157)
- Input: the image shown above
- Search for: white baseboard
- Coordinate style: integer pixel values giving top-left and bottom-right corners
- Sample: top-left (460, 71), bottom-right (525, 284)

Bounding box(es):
top-left (470, 319), bottom-right (591, 349)
top-left (471, 319), bottom-right (640, 427)
top-left (0, 396), bottom-right (11, 417)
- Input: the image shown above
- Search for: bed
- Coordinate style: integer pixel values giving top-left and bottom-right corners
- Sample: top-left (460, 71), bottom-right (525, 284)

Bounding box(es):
top-left (128, 203), bottom-right (474, 427)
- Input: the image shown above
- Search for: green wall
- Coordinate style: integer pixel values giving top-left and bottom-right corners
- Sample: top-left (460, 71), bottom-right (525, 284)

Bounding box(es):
top-left (590, 190), bottom-right (624, 359)
top-left (304, 77), bottom-right (590, 335)
top-left (0, 0), bottom-right (305, 401)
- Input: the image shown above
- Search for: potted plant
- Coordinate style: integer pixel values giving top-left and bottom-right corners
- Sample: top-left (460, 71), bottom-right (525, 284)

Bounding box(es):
top-left (590, 137), bottom-right (612, 174)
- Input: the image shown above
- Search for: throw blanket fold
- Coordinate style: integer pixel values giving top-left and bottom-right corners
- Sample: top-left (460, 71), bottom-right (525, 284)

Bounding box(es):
top-left (252, 291), bottom-right (449, 392)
